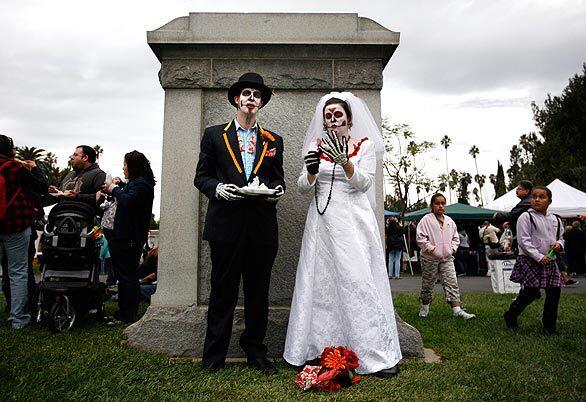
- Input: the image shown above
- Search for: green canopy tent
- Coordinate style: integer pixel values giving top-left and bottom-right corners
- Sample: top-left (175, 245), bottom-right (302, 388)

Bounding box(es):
top-left (403, 203), bottom-right (500, 221)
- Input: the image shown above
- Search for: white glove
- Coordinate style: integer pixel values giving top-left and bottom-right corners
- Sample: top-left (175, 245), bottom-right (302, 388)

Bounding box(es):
top-left (265, 185), bottom-right (284, 203)
top-left (319, 132), bottom-right (349, 165)
top-left (217, 183), bottom-right (244, 201)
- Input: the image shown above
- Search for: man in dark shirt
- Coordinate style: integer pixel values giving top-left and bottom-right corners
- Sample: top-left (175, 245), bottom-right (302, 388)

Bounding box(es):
top-left (48, 145), bottom-right (105, 209)
top-left (493, 180), bottom-right (533, 253)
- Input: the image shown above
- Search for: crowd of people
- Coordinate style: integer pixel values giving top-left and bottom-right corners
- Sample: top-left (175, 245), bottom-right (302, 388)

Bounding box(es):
top-left (385, 181), bottom-right (585, 282)
top-left (0, 135), bottom-right (156, 329)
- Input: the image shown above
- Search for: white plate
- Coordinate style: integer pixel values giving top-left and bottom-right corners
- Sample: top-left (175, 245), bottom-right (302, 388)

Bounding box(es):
top-left (237, 187), bottom-right (278, 196)
top-left (49, 191), bottom-right (64, 197)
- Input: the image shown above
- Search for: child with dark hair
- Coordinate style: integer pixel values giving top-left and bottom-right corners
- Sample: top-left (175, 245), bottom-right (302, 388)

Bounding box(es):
top-left (416, 193), bottom-right (476, 319)
top-left (504, 186), bottom-right (564, 334)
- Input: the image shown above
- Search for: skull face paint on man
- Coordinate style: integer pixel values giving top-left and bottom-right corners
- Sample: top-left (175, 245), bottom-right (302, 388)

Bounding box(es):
top-left (323, 103), bottom-right (350, 139)
top-left (235, 87), bottom-right (263, 118)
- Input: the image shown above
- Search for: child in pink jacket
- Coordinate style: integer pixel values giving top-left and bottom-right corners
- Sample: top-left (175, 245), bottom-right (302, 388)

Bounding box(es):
top-left (416, 193), bottom-right (476, 319)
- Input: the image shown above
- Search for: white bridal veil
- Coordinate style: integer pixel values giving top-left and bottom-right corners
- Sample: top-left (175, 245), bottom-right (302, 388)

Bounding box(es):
top-left (301, 92), bottom-right (385, 160)
top-left (301, 92), bottom-right (384, 210)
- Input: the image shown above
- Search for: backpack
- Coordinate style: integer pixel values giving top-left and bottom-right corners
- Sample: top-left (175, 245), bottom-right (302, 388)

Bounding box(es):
top-left (524, 210), bottom-right (562, 240)
top-left (0, 161), bottom-right (22, 221)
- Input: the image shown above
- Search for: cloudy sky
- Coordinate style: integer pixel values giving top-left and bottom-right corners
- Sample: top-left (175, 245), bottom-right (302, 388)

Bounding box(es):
top-left (1, 0), bottom-right (585, 214)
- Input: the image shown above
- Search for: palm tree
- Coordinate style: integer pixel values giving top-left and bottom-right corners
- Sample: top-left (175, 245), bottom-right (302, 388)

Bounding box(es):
top-left (440, 135), bottom-right (452, 202)
top-left (469, 145), bottom-right (484, 205)
top-left (93, 145), bottom-right (103, 161)
top-left (15, 146), bottom-right (45, 161)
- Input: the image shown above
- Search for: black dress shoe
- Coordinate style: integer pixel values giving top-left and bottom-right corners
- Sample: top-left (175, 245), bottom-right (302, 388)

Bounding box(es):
top-left (373, 364), bottom-right (400, 379)
top-left (247, 357), bottom-right (277, 375)
top-left (201, 361), bottom-right (225, 372)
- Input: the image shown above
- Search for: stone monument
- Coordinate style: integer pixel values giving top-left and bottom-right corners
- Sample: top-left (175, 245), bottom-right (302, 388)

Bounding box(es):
top-left (125, 12), bottom-right (424, 359)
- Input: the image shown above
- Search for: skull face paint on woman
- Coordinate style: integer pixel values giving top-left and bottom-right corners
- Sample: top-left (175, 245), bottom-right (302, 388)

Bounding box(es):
top-left (323, 101), bottom-right (351, 139)
top-left (235, 87), bottom-right (263, 117)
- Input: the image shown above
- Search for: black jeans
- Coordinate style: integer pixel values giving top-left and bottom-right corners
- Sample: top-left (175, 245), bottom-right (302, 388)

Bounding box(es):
top-left (507, 286), bottom-right (561, 331)
top-left (108, 238), bottom-right (143, 322)
top-left (202, 236), bottom-right (277, 367)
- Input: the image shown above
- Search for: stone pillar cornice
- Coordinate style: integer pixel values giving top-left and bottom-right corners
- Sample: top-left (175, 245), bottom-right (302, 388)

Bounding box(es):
top-left (147, 13), bottom-right (399, 51)
top-left (148, 13), bottom-right (399, 90)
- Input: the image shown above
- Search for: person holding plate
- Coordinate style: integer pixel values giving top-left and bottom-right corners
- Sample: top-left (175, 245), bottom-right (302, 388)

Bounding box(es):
top-left (283, 92), bottom-right (401, 378)
top-left (47, 145), bottom-right (106, 210)
top-left (194, 72), bottom-right (285, 374)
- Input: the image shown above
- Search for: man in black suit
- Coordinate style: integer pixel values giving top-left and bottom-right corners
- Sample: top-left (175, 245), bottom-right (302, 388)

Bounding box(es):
top-left (194, 72), bottom-right (285, 374)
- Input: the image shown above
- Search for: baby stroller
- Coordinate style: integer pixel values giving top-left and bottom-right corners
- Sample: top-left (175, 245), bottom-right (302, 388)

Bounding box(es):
top-left (37, 201), bottom-right (107, 333)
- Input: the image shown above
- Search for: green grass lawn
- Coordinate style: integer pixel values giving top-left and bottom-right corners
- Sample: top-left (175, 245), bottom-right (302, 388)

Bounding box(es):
top-left (1, 292), bottom-right (584, 401)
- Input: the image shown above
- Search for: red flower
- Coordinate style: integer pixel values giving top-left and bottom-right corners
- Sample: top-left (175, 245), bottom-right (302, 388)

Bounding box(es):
top-left (342, 348), bottom-right (359, 370)
top-left (322, 348), bottom-right (347, 370)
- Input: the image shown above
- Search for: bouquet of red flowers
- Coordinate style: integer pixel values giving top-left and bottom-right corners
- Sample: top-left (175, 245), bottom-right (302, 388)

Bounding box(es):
top-left (295, 346), bottom-right (361, 392)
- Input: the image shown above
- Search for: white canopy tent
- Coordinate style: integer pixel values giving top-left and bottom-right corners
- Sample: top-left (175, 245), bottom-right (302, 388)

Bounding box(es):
top-left (547, 179), bottom-right (586, 217)
top-left (485, 179), bottom-right (586, 218)
top-left (484, 187), bottom-right (518, 212)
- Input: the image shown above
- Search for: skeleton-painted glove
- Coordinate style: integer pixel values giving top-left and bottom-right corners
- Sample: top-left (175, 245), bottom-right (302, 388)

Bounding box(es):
top-left (304, 150), bottom-right (321, 175)
top-left (265, 185), bottom-right (284, 203)
top-left (216, 183), bottom-right (244, 201)
top-left (318, 132), bottom-right (349, 165)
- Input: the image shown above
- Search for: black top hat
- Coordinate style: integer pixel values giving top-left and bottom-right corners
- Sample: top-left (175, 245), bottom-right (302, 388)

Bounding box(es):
top-left (228, 72), bottom-right (272, 108)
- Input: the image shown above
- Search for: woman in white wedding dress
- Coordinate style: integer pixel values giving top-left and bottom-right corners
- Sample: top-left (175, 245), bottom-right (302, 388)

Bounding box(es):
top-left (283, 92), bottom-right (402, 377)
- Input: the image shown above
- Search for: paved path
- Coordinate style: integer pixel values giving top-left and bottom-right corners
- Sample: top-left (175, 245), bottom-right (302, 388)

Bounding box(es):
top-left (389, 275), bottom-right (586, 294)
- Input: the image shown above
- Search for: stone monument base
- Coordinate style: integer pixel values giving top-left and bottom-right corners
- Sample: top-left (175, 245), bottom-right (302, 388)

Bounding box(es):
top-left (123, 306), bottom-right (424, 359)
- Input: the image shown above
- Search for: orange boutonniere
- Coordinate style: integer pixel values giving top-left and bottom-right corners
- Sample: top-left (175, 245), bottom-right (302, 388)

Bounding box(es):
top-left (258, 125), bottom-right (275, 142)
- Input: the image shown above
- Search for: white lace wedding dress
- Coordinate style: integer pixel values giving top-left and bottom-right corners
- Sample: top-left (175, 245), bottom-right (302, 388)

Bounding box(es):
top-left (283, 138), bottom-right (402, 374)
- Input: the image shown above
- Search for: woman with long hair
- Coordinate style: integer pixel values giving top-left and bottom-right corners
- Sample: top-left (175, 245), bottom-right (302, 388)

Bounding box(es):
top-left (101, 151), bottom-right (155, 324)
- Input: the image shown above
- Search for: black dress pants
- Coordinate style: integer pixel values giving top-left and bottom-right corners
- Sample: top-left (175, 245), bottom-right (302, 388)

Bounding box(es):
top-left (202, 235), bottom-right (277, 367)
top-left (507, 286), bottom-right (561, 331)
top-left (108, 238), bottom-right (142, 322)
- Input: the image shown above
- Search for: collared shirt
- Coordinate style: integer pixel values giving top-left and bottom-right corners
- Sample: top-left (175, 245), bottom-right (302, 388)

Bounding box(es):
top-left (234, 119), bottom-right (258, 179)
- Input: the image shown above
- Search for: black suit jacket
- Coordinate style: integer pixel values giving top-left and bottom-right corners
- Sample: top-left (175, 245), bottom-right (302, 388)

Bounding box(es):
top-left (194, 120), bottom-right (285, 244)
top-left (111, 176), bottom-right (155, 244)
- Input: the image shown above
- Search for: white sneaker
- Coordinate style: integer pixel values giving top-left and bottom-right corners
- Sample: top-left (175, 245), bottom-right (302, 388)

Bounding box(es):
top-left (454, 309), bottom-right (476, 320)
top-left (418, 308), bottom-right (429, 317)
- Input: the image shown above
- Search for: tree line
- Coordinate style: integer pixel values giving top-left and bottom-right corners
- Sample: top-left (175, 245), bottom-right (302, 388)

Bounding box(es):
top-left (384, 63), bottom-right (585, 214)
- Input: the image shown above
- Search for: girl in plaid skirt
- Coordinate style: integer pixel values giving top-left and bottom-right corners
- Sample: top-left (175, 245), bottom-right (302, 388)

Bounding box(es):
top-left (504, 186), bottom-right (564, 334)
